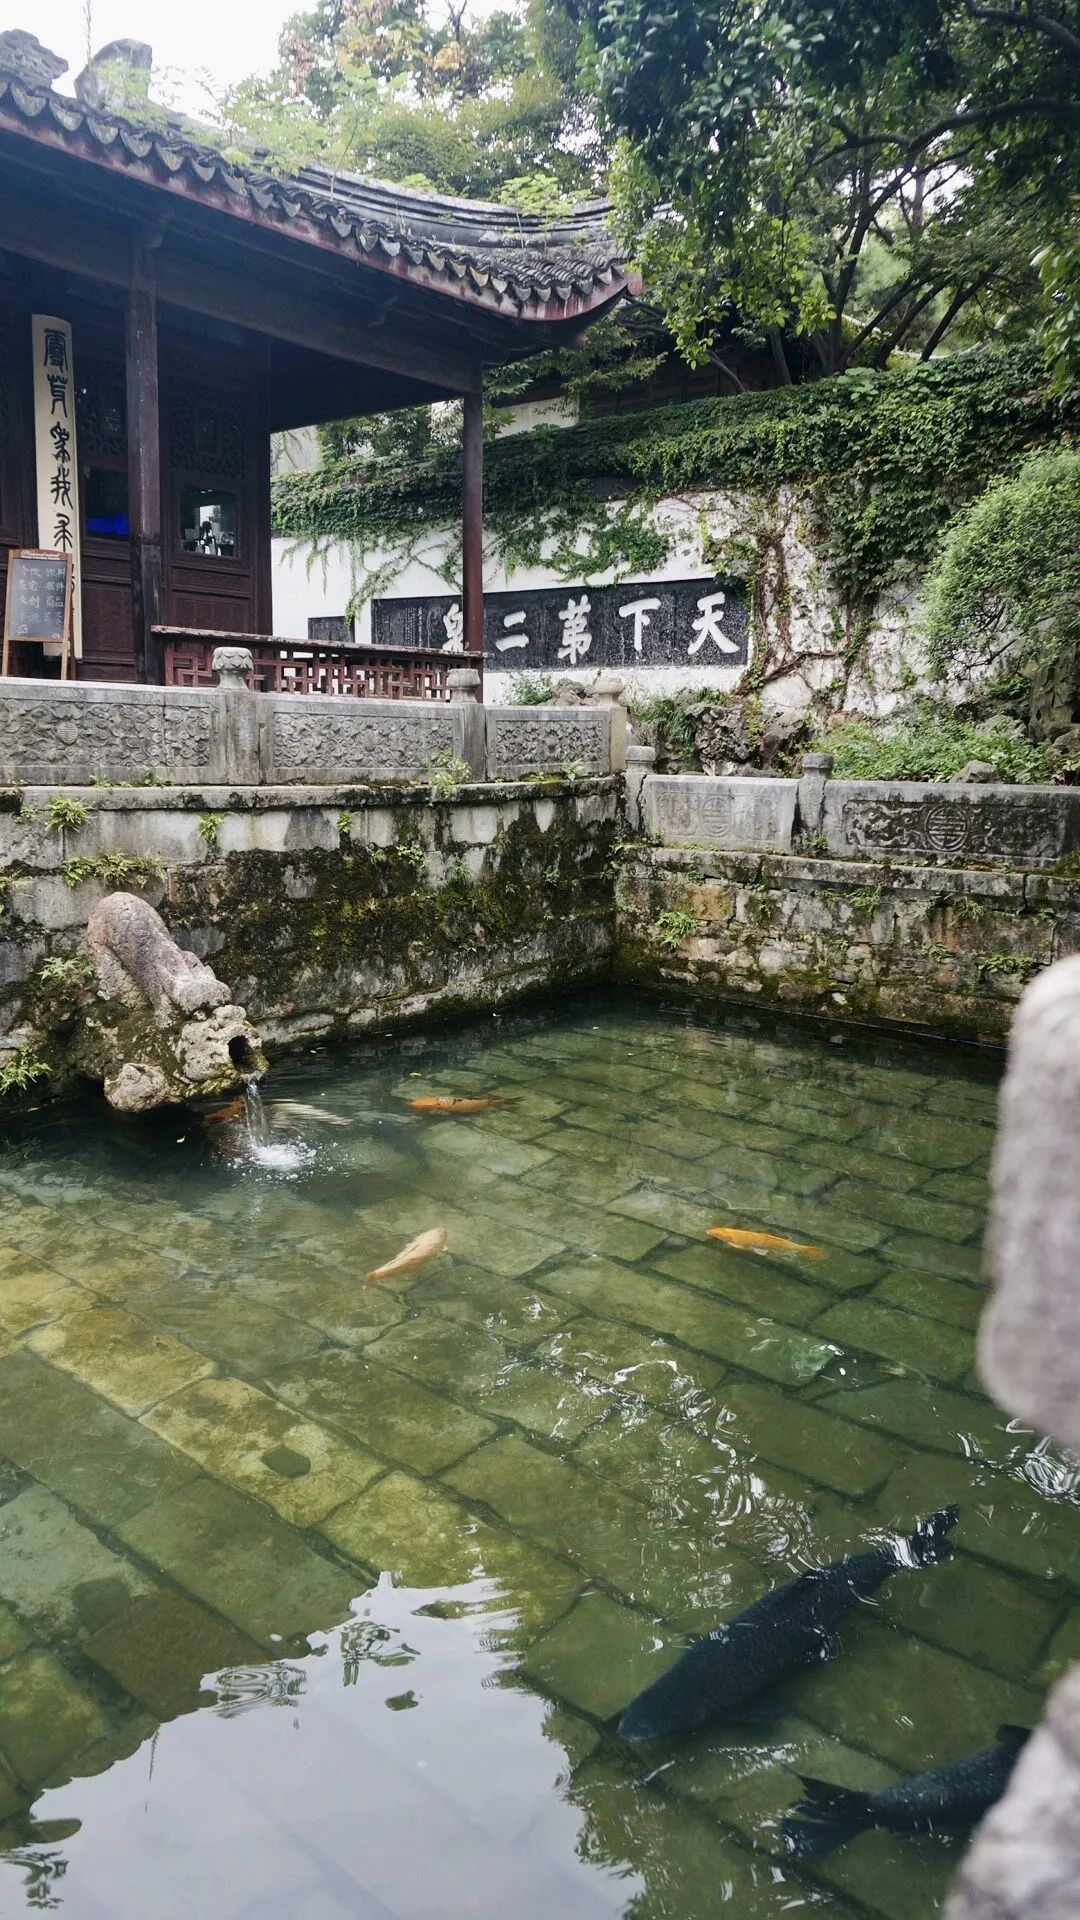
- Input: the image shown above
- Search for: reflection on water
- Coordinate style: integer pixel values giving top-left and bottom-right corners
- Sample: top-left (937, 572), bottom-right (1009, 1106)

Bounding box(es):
top-left (0, 990), bottom-right (1072, 1919)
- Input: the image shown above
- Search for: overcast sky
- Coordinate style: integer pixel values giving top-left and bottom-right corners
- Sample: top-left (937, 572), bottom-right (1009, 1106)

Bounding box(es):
top-left (9, 1), bottom-right (502, 113)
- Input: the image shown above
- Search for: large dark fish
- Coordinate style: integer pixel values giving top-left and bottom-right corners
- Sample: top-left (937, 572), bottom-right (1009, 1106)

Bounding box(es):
top-left (618, 1506), bottom-right (958, 1741)
top-left (782, 1723), bottom-right (1030, 1859)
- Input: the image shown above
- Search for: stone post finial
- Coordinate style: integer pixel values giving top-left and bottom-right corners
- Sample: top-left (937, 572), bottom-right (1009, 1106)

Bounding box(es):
top-left (800, 751), bottom-right (834, 775)
top-left (212, 646), bottom-right (254, 691)
top-left (446, 668), bottom-right (482, 704)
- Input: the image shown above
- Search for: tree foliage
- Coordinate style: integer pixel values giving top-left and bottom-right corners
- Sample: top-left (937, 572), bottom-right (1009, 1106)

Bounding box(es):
top-left (273, 344), bottom-right (1071, 608)
top-left (925, 449), bottom-right (1080, 684)
top-left (220, 0), bottom-right (600, 199)
top-left (572, 0), bottom-right (1079, 377)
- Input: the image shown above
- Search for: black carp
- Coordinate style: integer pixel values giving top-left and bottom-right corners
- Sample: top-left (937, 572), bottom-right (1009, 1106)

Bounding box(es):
top-left (618, 1506), bottom-right (959, 1741)
top-left (782, 1723), bottom-right (1031, 1859)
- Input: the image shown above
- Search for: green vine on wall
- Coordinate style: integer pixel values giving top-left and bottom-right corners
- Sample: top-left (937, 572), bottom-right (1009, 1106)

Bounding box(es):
top-left (272, 347), bottom-right (1072, 615)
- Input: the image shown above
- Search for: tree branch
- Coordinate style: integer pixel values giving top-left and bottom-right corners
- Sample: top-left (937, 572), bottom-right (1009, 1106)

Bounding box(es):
top-left (966, 0), bottom-right (1080, 64)
top-left (822, 94), bottom-right (1078, 163)
top-left (919, 272), bottom-right (995, 359)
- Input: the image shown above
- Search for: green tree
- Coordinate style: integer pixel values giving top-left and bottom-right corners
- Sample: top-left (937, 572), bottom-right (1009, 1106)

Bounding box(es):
top-left (572, 0), bottom-right (1078, 376)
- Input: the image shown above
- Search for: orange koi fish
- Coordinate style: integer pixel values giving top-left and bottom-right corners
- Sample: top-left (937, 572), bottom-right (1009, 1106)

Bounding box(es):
top-left (409, 1096), bottom-right (507, 1115)
top-left (203, 1097), bottom-right (246, 1126)
top-left (366, 1226), bottom-right (448, 1284)
top-left (709, 1226), bottom-right (825, 1259)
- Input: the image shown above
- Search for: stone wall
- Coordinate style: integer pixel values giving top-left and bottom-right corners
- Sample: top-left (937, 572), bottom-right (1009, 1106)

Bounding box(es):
top-left (615, 841), bottom-right (1080, 1044)
top-left (0, 778), bottom-right (620, 1080)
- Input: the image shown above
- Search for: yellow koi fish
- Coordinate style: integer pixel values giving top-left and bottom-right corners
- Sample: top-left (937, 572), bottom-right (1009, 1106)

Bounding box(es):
top-left (366, 1226), bottom-right (448, 1284)
top-left (409, 1096), bottom-right (506, 1115)
top-left (708, 1226), bottom-right (825, 1259)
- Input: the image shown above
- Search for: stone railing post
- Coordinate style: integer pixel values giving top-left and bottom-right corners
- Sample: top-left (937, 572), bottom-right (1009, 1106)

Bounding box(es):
top-left (625, 742), bottom-right (656, 832)
top-left (945, 954), bottom-right (1080, 1919)
top-left (593, 673), bottom-right (628, 772)
top-left (446, 667), bottom-right (486, 781)
top-left (796, 750), bottom-right (833, 849)
top-left (210, 645), bottom-right (264, 784)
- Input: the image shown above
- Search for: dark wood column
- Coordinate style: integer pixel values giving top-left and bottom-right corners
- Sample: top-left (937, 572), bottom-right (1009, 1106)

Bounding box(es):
top-left (125, 240), bottom-right (164, 683)
top-left (462, 388), bottom-right (484, 663)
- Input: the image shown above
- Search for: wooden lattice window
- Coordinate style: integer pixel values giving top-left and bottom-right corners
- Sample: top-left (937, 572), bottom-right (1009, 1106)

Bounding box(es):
top-left (169, 379), bottom-right (245, 482)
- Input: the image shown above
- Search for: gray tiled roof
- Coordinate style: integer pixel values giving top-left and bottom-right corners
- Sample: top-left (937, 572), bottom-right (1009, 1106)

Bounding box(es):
top-left (0, 59), bottom-right (630, 320)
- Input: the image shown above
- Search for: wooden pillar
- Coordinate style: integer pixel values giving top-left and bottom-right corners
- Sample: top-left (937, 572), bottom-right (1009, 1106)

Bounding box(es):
top-left (462, 388), bottom-right (484, 666)
top-left (125, 240), bottom-right (164, 683)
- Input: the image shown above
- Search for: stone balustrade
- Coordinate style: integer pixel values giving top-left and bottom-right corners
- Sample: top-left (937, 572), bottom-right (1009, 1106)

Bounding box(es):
top-left (642, 759), bottom-right (1080, 869)
top-left (0, 656), bottom-right (617, 789)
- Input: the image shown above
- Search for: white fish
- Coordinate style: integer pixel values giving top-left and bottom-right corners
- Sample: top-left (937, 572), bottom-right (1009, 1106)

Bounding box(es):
top-left (271, 1101), bottom-right (351, 1128)
top-left (366, 1226), bottom-right (447, 1284)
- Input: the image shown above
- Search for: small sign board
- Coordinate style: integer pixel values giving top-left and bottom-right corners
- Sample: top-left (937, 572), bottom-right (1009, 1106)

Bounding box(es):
top-left (3, 549), bottom-right (74, 678)
top-left (307, 614), bottom-right (354, 647)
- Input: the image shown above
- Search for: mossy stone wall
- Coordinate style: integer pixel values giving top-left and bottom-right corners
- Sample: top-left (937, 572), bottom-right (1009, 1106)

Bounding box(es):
top-left (615, 844), bottom-right (1080, 1044)
top-left (0, 780), bottom-right (620, 1090)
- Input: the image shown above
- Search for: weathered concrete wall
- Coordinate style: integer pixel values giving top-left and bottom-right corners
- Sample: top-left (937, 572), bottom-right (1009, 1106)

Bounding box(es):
top-left (615, 843), bottom-right (1079, 1043)
top-left (0, 778), bottom-right (620, 1080)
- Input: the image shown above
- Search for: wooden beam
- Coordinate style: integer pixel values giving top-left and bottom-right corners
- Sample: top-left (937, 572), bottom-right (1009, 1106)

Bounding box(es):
top-left (462, 390), bottom-right (484, 661)
top-left (125, 240), bottom-right (164, 684)
top-left (0, 178), bottom-right (481, 397)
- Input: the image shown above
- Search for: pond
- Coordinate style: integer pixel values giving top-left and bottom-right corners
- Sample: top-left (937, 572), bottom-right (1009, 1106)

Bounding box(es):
top-left (0, 991), bottom-right (1073, 1919)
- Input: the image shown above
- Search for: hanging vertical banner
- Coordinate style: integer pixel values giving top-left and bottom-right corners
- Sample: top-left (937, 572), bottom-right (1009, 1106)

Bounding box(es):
top-left (31, 315), bottom-right (82, 659)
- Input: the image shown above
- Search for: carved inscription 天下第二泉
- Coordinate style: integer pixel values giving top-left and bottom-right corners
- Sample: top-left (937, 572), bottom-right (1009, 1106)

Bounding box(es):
top-left (271, 706), bottom-right (455, 780)
top-left (839, 795), bottom-right (1068, 864)
top-left (489, 712), bottom-right (608, 779)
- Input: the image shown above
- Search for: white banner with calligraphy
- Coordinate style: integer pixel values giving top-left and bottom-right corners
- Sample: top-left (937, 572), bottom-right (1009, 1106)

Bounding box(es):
top-left (31, 315), bottom-right (82, 659)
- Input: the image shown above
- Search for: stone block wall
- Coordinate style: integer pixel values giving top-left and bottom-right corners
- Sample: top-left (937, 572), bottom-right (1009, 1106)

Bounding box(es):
top-left (0, 778), bottom-right (620, 1077)
top-left (615, 843), bottom-right (1079, 1043)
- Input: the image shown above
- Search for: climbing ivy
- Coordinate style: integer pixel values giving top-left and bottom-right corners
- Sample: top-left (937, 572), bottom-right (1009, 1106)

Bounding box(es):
top-left (272, 346), bottom-right (1072, 613)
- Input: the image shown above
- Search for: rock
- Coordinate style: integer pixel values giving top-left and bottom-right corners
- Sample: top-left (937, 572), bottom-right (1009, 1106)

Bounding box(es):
top-left (948, 761), bottom-right (998, 784)
top-left (686, 701), bottom-right (756, 775)
top-left (760, 707), bottom-right (812, 767)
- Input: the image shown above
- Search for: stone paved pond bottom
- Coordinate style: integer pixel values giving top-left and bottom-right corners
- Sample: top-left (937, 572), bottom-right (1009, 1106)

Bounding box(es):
top-left (0, 991), bottom-right (1074, 1919)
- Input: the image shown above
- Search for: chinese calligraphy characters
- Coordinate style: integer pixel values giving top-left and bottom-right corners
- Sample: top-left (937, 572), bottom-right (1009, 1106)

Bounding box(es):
top-left (688, 590), bottom-right (740, 657)
top-left (558, 594), bottom-right (592, 666)
top-left (31, 315), bottom-right (82, 659)
top-left (440, 604), bottom-right (464, 654)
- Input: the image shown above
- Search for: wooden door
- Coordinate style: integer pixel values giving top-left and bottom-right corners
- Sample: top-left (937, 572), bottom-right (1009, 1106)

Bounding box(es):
top-left (163, 341), bottom-right (266, 638)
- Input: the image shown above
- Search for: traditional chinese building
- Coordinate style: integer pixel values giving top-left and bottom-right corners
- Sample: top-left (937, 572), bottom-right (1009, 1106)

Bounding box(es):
top-left (0, 30), bottom-right (631, 692)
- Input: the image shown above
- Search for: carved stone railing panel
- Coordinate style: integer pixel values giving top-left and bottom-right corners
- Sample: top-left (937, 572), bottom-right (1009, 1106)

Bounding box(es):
top-left (642, 774), bottom-right (797, 853)
top-left (0, 678), bottom-right (596, 787)
top-left (823, 781), bottom-right (1080, 868)
top-left (486, 706), bottom-right (611, 782)
top-left (640, 771), bottom-right (1080, 868)
top-left (267, 697), bottom-right (461, 784)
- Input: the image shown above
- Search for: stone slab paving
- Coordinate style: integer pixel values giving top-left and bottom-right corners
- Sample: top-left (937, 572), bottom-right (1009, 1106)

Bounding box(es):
top-left (0, 995), bottom-right (1069, 1920)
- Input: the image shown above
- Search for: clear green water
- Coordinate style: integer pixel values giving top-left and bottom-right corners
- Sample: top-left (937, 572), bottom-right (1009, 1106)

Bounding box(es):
top-left (0, 992), bottom-right (1073, 1920)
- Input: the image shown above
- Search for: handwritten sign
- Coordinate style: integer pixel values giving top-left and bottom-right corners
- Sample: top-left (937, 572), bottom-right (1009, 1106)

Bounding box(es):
top-left (372, 576), bottom-right (750, 672)
top-left (3, 551), bottom-right (73, 677)
top-left (31, 315), bottom-right (82, 660)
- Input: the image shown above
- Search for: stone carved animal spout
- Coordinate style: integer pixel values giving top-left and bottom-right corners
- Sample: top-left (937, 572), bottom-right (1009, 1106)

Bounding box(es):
top-left (81, 893), bottom-right (265, 1113)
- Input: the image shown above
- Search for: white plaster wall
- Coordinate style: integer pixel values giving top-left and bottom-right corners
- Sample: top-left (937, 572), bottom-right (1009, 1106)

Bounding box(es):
top-left (271, 484), bottom-right (925, 712)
